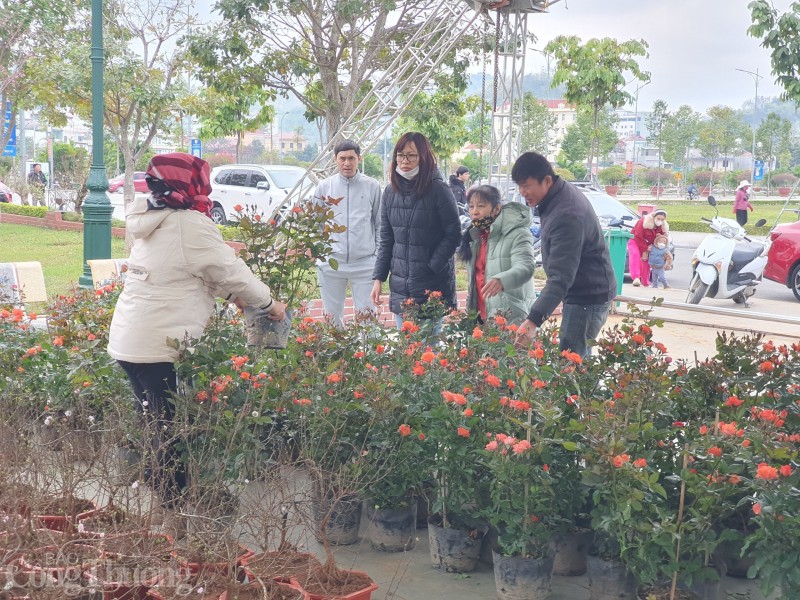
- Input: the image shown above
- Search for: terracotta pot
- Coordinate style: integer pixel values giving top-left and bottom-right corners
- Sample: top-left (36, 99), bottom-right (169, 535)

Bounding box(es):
top-left (179, 543), bottom-right (255, 576)
top-left (219, 579), bottom-right (312, 599)
top-left (33, 497), bottom-right (101, 533)
top-left (605, 185), bottom-right (620, 197)
top-left (302, 570), bottom-right (378, 600)
top-left (20, 543), bottom-right (100, 581)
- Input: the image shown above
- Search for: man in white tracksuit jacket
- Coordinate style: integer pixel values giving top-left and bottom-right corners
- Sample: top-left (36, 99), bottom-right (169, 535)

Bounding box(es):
top-left (314, 140), bottom-right (382, 327)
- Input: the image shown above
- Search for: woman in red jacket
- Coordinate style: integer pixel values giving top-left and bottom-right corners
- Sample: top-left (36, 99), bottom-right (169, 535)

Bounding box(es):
top-left (627, 209), bottom-right (669, 287)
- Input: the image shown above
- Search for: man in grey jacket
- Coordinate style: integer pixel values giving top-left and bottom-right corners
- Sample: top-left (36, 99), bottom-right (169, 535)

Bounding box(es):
top-left (314, 140), bottom-right (382, 327)
top-left (512, 152), bottom-right (617, 357)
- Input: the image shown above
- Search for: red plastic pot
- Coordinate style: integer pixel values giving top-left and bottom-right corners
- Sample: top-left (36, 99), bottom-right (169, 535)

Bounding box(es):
top-left (179, 544), bottom-right (255, 576)
top-left (219, 578), bottom-right (311, 599)
top-left (303, 571), bottom-right (378, 600)
top-left (20, 543), bottom-right (100, 580)
top-left (33, 499), bottom-right (102, 533)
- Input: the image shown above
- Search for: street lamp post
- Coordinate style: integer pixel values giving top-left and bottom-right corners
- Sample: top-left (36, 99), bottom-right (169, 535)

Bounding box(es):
top-left (79, 0), bottom-right (113, 288)
top-left (631, 80), bottom-right (650, 196)
top-left (735, 67), bottom-right (762, 186)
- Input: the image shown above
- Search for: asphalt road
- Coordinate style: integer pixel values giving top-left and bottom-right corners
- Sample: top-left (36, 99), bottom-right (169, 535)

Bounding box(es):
top-left (651, 232), bottom-right (797, 305)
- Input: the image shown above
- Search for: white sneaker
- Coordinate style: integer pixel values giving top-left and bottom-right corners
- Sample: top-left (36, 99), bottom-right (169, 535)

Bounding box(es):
top-left (632, 278), bottom-right (641, 287)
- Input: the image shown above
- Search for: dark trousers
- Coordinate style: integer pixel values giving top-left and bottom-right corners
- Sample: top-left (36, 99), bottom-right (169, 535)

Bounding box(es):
top-left (736, 209), bottom-right (748, 227)
top-left (559, 301), bottom-right (612, 358)
top-left (118, 360), bottom-right (186, 507)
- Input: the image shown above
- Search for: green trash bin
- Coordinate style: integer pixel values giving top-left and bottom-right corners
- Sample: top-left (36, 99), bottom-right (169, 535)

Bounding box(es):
top-left (604, 228), bottom-right (632, 297)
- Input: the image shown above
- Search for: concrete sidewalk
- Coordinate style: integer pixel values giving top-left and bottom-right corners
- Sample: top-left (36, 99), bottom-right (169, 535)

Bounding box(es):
top-left (608, 281), bottom-right (800, 364)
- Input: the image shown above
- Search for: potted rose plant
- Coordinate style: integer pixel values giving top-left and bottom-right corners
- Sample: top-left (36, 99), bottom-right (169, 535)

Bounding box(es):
top-left (771, 172), bottom-right (797, 197)
top-left (233, 197), bottom-right (345, 349)
top-left (477, 332), bottom-right (585, 600)
top-left (598, 165), bottom-right (627, 197)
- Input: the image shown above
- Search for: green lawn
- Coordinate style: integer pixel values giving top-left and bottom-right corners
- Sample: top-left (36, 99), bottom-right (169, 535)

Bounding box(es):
top-left (0, 223), bottom-right (127, 300)
top-left (619, 199), bottom-right (799, 228)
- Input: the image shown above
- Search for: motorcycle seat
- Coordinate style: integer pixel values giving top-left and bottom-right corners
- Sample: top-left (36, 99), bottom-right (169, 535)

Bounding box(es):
top-left (731, 243), bottom-right (763, 266)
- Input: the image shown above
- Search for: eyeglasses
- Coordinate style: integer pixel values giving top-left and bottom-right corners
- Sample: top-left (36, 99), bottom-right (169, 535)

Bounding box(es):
top-left (396, 153), bottom-right (419, 163)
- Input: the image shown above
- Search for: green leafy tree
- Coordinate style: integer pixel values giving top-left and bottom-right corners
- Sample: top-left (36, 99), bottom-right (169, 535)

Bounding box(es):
top-left (34, 141), bottom-right (89, 186)
top-left (696, 106), bottom-right (749, 173)
top-left (51, 0), bottom-right (195, 208)
top-left (518, 92), bottom-right (555, 155)
top-left (756, 112), bottom-right (794, 189)
top-left (645, 100), bottom-right (669, 187)
top-left (188, 0), bottom-right (478, 144)
top-left (394, 68), bottom-right (477, 164)
top-left (545, 36), bottom-right (649, 174)
top-left (557, 107), bottom-right (618, 174)
top-left (662, 105), bottom-right (701, 171)
top-left (191, 86), bottom-right (274, 163)
top-left (465, 106), bottom-right (492, 149)
top-left (460, 150), bottom-right (488, 181)
top-left (362, 153), bottom-right (385, 181)
top-left (597, 165), bottom-right (627, 186)
top-left (0, 0), bottom-right (76, 149)
top-left (748, 1), bottom-right (800, 104)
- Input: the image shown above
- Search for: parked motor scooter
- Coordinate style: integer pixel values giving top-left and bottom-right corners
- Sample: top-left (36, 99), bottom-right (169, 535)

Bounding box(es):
top-left (686, 196), bottom-right (768, 305)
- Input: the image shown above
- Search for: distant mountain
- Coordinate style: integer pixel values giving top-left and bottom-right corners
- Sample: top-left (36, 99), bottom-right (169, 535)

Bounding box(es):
top-left (465, 72), bottom-right (566, 103)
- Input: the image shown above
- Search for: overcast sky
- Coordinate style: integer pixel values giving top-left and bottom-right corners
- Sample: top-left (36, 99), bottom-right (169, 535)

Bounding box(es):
top-left (194, 0), bottom-right (795, 116)
top-left (525, 0), bottom-right (790, 114)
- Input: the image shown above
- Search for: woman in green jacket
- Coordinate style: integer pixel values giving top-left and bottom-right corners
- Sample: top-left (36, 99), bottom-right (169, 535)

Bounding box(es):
top-left (456, 185), bottom-right (536, 325)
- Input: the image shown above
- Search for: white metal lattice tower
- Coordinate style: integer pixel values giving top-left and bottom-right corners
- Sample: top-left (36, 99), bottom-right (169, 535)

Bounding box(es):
top-left (273, 1), bottom-right (485, 215)
top-left (276, 0), bottom-right (558, 215)
top-left (482, 0), bottom-right (559, 200)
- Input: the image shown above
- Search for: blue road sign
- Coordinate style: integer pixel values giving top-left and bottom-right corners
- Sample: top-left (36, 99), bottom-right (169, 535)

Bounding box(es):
top-left (190, 138), bottom-right (202, 158)
top-left (2, 102), bottom-right (16, 157)
top-left (753, 160), bottom-right (764, 181)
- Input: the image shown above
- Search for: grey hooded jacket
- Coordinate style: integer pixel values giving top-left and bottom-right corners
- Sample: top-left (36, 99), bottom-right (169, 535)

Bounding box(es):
top-left (314, 171), bottom-right (382, 264)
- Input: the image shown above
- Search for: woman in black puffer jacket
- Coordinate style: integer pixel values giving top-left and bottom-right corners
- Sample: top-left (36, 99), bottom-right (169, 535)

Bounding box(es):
top-left (371, 132), bottom-right (462, 325)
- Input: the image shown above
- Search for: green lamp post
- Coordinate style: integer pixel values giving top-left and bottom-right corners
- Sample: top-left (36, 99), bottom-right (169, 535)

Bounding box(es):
top-left (79, 0), bottom-right (113, 288)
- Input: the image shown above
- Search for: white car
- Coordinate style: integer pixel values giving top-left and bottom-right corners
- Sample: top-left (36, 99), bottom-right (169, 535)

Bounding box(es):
top-left (208, 164), bottom-right (310, 224)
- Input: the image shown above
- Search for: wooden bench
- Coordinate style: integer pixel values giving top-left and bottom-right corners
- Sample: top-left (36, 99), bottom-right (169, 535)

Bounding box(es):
top-left (87, 258), bottom-right (128, 287)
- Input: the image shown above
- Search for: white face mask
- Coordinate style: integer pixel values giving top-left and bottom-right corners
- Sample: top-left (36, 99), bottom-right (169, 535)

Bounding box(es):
top-left (656, 243), bottom-right (666, 249)
top-left (655, 218), bottom-right (665, 226)
top-left (396, 165), bottom-right (420, 180)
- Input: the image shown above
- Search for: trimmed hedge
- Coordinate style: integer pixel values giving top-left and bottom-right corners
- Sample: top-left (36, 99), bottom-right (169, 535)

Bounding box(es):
top-left (0, 204), bottom-right (47, 218)
top-left (667, 220), bottom-right (770, 236)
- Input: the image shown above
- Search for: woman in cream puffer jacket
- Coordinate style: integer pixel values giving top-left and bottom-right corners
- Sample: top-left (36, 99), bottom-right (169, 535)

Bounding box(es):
top-left (107, 153), bottom-right (284, 518)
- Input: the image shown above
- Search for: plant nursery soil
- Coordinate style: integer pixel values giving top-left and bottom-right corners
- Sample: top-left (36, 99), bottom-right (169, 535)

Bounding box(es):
top-left (244, 551), bottom-right (372, 597)
top-left (96, 533), bottom-right (174, 559)
top-left (178, 540), bottom-right (247, 565)
top-left (34, 496), bottom-right (95, 516)
top-left (23, 543), bottom-right (98, 568)
top-left (150, 572), bottom-right (242, 599)
top-left (228, 583), bottom-right (305, 600)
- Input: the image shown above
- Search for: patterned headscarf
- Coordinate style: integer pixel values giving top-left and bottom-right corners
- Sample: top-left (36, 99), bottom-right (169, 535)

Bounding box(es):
top-left (145, 153), bottom-right (213, 218)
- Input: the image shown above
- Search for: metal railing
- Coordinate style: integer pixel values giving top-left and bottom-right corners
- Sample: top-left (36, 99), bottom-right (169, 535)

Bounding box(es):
top-left (613, 294), bottom-right (800, 337)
